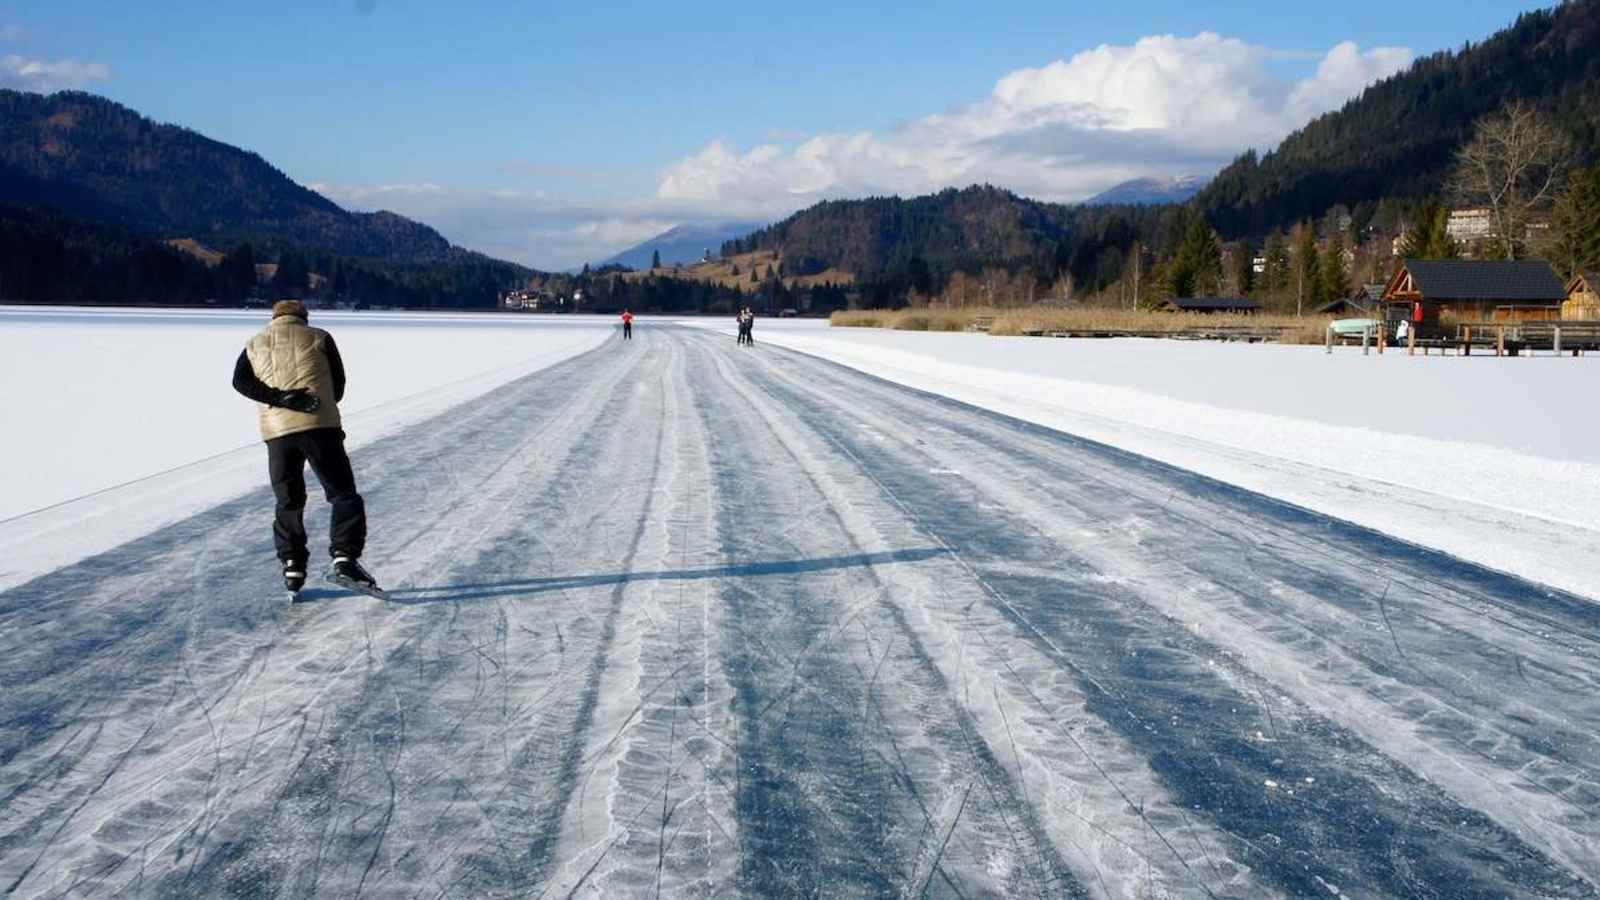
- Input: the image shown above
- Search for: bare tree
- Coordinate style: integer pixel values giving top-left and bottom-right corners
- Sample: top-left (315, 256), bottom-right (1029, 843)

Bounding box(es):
top-left (1451, 101), bottom-right (1571, 259)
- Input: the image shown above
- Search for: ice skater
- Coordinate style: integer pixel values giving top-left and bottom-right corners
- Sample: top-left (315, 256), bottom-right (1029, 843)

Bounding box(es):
top-left (735, 308), bottom-right (749, 346)
top-left (231, 300), bottom-right (384, 600)
top-left (621, 308), bottom-right (634, 340)
top-left (743, 306), bottom-right (755, 346)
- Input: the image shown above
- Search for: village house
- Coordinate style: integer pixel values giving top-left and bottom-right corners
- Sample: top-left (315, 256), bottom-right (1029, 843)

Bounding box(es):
top-left (1317, 283), bottom-right (1384, 317)
top-left (1445, 208), bottom-right (1495, 243)
top-left (1381, 259), bottom-right (1568, 327)
top-left (1566, 271), bottom-right (1600, 320)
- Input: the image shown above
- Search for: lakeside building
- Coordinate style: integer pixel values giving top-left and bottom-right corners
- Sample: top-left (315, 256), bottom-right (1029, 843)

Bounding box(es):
top-left (1382, 258), bottom-right (1567, 325)
top-left (1565, 272), bottom-right (1600, 320)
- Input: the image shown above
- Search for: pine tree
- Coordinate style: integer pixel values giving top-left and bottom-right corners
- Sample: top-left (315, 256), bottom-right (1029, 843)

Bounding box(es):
top-left (1263, 230), bottom-right (1291, 291)
top-left (1548, 165), bottom-right (1600, 278)
top-left (1165, 214), bottom-right (1223, 298)
top-left (651, 249), bottom-right (661, 270)
top-left (1320, 233), bottom-right (1350, 306)
top-left (219, 242), bottom-right (258, 300)
top-left (1232, 240), bottom-right (1256, 296)
top-left (1292, 224), bottom-right (1320, 316)
top-left (1399, 198), bottom-right (1460, 259)
top-left (271, 250), bottom-right (308, 298)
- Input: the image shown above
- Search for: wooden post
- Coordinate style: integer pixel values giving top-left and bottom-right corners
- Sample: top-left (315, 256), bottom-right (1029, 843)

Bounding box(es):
top-left (1463, 325), bottom-right (1471, 356)
top-left (1378, 323), bottom-right (1386, 355)
top-left (1326, 324), bottom-right (1334, 354)
top-left (1407, 324), bottom-right (1416, 356)
top-left (1554, 326), bottom-right (1562, 356)
top-left (1497, 325), bottom-right (1505, 357)
top-left (1362, 325), bottom-right (1370, 355)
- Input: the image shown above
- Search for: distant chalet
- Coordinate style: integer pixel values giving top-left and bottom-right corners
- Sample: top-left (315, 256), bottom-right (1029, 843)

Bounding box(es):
top-left (1566, 271), bottom-right (1600, 320)
top-left (1162, 296), bottom-right (1261, 314)
top-left (1382, 259), bottom-right (1567, 323)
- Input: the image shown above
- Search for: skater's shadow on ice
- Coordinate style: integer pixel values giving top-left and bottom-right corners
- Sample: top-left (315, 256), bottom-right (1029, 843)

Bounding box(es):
top-left (382, 547), bottom-right (951, 605)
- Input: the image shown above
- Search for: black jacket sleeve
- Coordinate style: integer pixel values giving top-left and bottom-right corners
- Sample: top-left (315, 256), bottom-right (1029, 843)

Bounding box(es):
top-left (324, 335), bottom-right (347, 403)
top-left (232, 349), bottom-right (284, 406)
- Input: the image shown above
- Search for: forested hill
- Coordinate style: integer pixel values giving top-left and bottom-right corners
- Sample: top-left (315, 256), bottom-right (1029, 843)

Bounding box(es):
top-left (1196, 0), bottom-right (1600, 237)
top-left (0, 89), bottom-right (457, 260)
top-left (722, 186), bottom-right (1168, 280)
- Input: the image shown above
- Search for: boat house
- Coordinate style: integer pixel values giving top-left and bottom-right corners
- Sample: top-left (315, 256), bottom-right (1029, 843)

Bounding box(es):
top-left (1381, 259), bottom-right (1568, 326)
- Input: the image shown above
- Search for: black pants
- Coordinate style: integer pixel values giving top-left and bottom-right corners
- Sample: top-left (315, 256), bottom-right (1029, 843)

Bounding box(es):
top-left (267, 427), bottom-right (367, 563)
top-left (623, 322), bottom-right (632, 339)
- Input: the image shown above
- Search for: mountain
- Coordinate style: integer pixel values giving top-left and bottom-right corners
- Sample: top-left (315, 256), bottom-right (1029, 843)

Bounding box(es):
top-left (0, 89), bottom-right (465, 261)
top-left (1195, 0), bottom-right (1600, 237)
top-left (724, 186), bottom-right (1076, 278)
top-left (0, 89), bottom-right (536, 307)
top-left (1086, 175), bottom-right (1210, 206)
top-left (600, 221), bottom-right (764, 270)
top-left (720, 184), bottom-right (1180, 304)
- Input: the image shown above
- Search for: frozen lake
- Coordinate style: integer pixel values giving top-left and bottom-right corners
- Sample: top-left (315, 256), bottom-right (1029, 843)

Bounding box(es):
top-left (0, 306), bottom-right (612, 520)
top-left (3, 322), bottom-right (1598, 897)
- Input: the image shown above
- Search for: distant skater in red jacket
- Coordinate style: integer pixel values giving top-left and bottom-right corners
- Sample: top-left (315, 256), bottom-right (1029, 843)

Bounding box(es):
top-left (621, 309), bottom-right (634, 340)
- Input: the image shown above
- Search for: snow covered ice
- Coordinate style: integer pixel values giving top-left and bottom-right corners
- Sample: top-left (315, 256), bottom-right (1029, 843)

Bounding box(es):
top-left (2, 311), bottom-right (1599, 897)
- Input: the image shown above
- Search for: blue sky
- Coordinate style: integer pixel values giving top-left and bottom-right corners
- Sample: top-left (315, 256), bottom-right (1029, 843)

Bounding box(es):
top-left (2, 0), bottom-right (1550, 268)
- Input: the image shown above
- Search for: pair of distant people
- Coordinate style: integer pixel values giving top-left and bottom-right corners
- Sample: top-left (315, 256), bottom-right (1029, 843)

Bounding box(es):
top-left (736, 307), bottom-right (756, 346)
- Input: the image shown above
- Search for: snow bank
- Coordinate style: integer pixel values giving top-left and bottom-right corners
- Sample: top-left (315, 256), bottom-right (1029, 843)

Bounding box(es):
top-left (0, 307), bottom-right (611, 587)
top-left (701, 319), bottom-right (1600, 600)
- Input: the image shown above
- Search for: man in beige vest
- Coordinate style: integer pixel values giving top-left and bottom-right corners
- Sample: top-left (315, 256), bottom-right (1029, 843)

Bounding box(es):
top-left (232, 300), bottom-right (381, 599)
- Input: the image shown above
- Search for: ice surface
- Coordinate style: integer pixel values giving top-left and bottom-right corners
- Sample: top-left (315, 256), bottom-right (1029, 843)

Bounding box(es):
top-left (3, 321), bottom-right (1598, 898)
top-left (0, 307), bottom-right (610, 587)
top-left (695, 319), bottom-right (1600, 601)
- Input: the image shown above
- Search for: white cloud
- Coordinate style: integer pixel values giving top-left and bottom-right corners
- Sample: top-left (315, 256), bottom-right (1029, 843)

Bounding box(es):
top-left (1286, 41), bottom-right (1413, 123)
top-left (312, 32), bottom-right (1413, 270)
top-left (0, 54), bottom-right (111, 92)
top-left (656, 33), bottom-right (1412, 216)
top-left (308, 181), bottom-right (444, 205)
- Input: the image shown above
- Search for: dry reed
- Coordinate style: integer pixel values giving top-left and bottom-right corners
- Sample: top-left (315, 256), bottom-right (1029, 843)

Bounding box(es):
top-left (831, 306), bottom-right (1333, 345)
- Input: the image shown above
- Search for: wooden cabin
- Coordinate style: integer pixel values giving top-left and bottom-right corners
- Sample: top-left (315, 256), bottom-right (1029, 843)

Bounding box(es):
top-left (1317, 283), bottom-right (1384, 317)
top-left (1382, 259), bottom-right (1567, 327)
top-left (1565, 272), bottom-right (1600, 320)
top-left (1161, 296), bottom-right (1261, 314)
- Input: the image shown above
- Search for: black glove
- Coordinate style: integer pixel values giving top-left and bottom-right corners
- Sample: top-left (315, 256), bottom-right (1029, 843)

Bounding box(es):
top-left (276, 388), bottom-right (321, 413)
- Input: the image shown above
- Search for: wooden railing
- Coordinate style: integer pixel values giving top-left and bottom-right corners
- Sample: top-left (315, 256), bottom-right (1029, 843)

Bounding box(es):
top-left (1454, 321), bottom-right (1600, 356)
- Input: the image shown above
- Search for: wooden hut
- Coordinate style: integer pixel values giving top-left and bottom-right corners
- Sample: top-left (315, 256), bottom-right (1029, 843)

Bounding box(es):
top-left (1565, 272), bottom-right (1600, 320)
top-left (1381, 259), bottom-right (1567, 327)
top-left (1317, 283), bottom-right (1383, 317)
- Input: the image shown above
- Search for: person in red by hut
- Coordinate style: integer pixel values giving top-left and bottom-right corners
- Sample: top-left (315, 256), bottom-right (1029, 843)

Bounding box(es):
top-left (1411, 300), bottom-right (1424, 338)
top-left (621, 309), bottom-right (634, 340)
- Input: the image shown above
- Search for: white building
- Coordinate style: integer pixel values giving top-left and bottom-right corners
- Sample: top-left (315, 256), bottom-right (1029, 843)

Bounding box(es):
top-left (1446, 208), bottom-right (1494, 242)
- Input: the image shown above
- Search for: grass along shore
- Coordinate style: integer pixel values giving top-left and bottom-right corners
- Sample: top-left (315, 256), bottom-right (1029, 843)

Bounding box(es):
top-left (830, 307), bottom-right (1335, 344)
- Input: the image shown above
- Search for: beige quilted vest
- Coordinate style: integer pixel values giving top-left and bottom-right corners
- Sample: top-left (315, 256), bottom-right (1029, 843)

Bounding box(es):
top-left (244, 316), bottom-right (343, 441)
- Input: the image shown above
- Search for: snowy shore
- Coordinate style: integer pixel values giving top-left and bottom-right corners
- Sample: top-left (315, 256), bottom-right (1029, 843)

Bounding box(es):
top-left (693, 319), bottom-right (1600, 600)
top-left (0, 307), bottom-right (612, 587)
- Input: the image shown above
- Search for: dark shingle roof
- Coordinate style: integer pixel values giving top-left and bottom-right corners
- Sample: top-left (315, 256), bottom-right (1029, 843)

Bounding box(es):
top-left (1316, 283), bottom-right (1385, 314)
top-left (1404, 259), bottom-right (1566, 302)
top-left (1167, 296), bottom-right (1261, 312)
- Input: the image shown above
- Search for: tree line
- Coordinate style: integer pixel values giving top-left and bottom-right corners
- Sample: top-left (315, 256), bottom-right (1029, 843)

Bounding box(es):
top-left (0, 206), bottom-right (529, 308)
